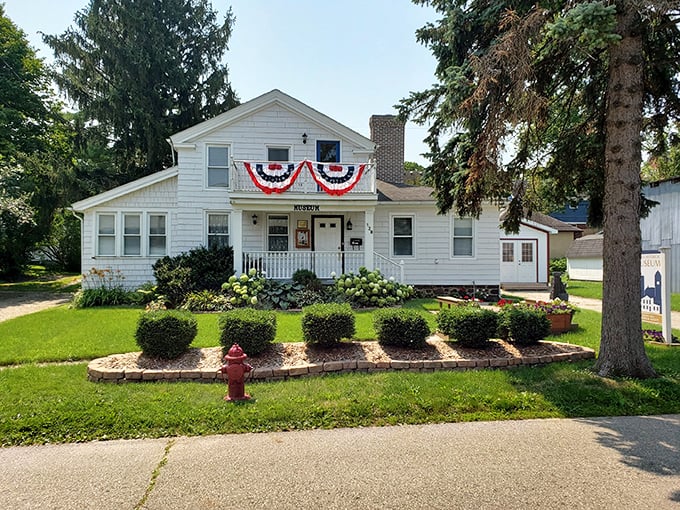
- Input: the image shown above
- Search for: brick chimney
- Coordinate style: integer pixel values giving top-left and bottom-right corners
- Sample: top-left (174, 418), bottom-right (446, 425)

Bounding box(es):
top-left (369, 115), bottom-right (405, 184)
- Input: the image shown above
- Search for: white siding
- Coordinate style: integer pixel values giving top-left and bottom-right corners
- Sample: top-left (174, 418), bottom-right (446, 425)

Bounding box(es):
top-left (500, 223), bottom-right (551, 284)
top-left (374, 204), bottom-right (500, 286)
top-left (567, 258), bottom-right (603, 281)
top-left (641, 180), bottom-right (680, 292)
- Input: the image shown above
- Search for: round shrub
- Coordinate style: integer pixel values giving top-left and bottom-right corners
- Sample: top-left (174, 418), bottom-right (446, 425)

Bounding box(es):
top-left (301, 303), bottom-right (355, 346)
top-left (374, 308), bottom-right (430, 347)
top-left (436, 305), bottom-right (498, 348)
top-left (497, 305), bottom-right (551, 345)
top-left (135, 310), bottom-right (197, 359)
top-left (332, 267), bottom-right (415, 308)
top-left (218, 308), bottom-right (276, 356)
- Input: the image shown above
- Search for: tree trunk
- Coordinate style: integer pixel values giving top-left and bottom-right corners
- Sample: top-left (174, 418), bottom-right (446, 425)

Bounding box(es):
top-left (595, 2), bottom-right (656, 378)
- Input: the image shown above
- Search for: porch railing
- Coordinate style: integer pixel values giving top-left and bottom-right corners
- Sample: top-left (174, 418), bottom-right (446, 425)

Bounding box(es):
top-left (231, 161), bottom-right (375, 194)
top-left (243, 251), bottom-right (405, 281)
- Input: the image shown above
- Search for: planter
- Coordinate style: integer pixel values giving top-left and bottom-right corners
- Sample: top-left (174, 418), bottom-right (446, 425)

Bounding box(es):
top-left (546, 313), bottom-right (573, 334)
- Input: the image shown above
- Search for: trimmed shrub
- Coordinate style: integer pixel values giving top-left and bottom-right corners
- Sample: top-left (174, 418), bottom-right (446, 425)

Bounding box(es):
top-left (153, 245), bottom-right (234, 306)
top-left (332, 267), bottom-right (415, 308)
top-left (218, 308), bottom-right (276, 356)
top-left (436, 305), bottom-right (498, 348)
top-left (292, 269), bottom-right (322, 291)
top-left (301, 303), bottom-right (355, 346)
top-left (135, 310), bottom-right (197, 359)
top-left (497, 305), bottom-right (551, 345)
top-left (373, 308), bottom-right (430, 347)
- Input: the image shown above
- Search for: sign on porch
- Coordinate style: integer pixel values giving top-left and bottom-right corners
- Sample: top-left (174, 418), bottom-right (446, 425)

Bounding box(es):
top-left (294, 205), bottom-right (320, 211)
top-left (641, 249), bottom-right (672, 344)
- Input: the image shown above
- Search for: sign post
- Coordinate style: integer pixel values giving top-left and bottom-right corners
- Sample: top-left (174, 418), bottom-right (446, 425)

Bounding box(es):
top-left (641, 249), bottom-right (672, 345)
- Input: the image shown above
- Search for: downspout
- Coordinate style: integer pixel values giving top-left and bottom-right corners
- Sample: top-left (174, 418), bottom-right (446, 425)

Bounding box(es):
top-left (166, 138), bottom-right (177, 167)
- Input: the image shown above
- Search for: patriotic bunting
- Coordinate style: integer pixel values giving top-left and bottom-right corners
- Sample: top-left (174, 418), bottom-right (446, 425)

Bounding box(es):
top-left (243, 161), bottom-right (304, 194)
top-left (305, 160), bottom-right (367, 196)
top-left (242, 160), bottom-right (368, 196)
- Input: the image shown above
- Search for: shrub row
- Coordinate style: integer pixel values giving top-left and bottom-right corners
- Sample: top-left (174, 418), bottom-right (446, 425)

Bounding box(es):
top-left (436, 303), bottom-right (552, 347)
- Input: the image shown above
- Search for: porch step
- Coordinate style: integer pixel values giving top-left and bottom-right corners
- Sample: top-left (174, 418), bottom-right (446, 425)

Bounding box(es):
top-left (500, 282), bottom-right (550, 291)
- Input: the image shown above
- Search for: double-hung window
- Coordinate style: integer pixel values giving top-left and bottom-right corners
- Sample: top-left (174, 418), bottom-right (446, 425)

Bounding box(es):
top-left (207, 146), bottom-right (229, 187)
top-left (123, 214), bottom-right (142, 256)
top-left (207, 213), bottom-right (230, 248)
top-left (392, 216), bottom-right (414, 257)
top-left (148, 214), bottom-right (167, 256)
top-left (267, 147), bottom-right (290, 162)
top-left (268, 215), bottom-right (289, 251)
top-left (97, 214), bottom-right (116, 256)
top-left (452, 217), bottom-right (474, 257)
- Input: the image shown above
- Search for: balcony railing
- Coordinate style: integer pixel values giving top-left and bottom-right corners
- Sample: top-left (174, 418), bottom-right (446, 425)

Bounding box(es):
top-left (231, 161), bottom-right (375, 194)
top-left (243, 251), bottom-right (404, 281)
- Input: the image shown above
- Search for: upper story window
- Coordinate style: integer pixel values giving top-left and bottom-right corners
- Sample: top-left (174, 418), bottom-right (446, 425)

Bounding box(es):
top-left (268, 215), bottom-right (289, 251)
top-left (148, 214), bottom-right (167, 256)
top-left (317, 140), bottom-right (340, 162)
top-left (207, 146), bottom-right (229, 187)
top-left (97, 214), bottom-right (116, 256)
top-left (392, 216), bottom-right (414, 257)
top-left (123, 213), bottom-right (142, 256)
top-left (207, 213), bottom-right (230, 248)
top-left (267, 147), bottom-right (290, 162)
top-left (452, 217), bottom-right (474, 257)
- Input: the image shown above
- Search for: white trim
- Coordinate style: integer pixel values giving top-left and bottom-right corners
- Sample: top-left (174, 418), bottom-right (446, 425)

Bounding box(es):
top-left (205, 211), bottom-right (231, 248)
top-left (450, 216), bottom-right (476, 259)
top-left (170, 89), bottom-right (375, 151)
top-left (520, 219), bottom-right (558, 235)
top-left (390, 213), bottom-right (416, 258)
top-left (94, 211), bottom-right (170, 258)
top-left (72, 166), bottom-right (178, 211)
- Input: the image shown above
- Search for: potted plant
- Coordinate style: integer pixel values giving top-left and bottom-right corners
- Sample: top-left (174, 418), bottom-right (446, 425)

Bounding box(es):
top-left (528, 299), bottom-right (578, 334)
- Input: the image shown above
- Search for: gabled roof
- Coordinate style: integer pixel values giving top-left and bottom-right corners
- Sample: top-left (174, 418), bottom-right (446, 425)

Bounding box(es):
top-left (376, 180), bottom-right (434, 202)
top-left (527, 212), bottom-right (582, 233)
top-left (71, 166), bottom-right (179, 211)
top-left (550, 200), bottom-right (590, 225)
top-left (566, 232), bottom-right (603, 258)
top-left (169, 89), bottom-right (375, 151)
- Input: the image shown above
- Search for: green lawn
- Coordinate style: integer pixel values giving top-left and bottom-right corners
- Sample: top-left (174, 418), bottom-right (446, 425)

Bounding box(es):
top-left (567, 279), bottom-right (680, 312)
top-left (0, 266), bottom-right (81, 293)
top-left (0, 299), bottom-right (679, 446)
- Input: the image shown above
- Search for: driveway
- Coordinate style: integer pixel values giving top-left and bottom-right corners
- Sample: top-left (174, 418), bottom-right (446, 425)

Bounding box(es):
top-left (0, 292), bottom-right (72, 322)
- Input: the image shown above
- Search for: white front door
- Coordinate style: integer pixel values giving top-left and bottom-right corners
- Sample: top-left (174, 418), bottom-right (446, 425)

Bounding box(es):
top-left (500, 240), bottom-right (537, 283)
top-left (313, 216), bottom-right (343, 277)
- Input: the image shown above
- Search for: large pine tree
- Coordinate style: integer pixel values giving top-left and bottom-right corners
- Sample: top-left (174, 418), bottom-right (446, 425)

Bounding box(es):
top-left (399, 1), bottom-right (680, 378)
top-left (44, 0), bottom-right (239, 183)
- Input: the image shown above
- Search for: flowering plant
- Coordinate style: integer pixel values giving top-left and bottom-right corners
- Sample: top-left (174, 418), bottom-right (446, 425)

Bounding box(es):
top-left (643, 329), bottom-right (679, 343)
top-left (528, 299), bottom-right (578, 315)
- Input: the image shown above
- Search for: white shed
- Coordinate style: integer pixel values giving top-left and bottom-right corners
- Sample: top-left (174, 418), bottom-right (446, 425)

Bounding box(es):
top-left (566, 232), bottom-right (603, 281)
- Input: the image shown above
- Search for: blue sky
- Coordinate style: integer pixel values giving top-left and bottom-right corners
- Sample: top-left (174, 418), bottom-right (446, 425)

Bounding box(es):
top-left (3, 0), bottom-right (438, 165)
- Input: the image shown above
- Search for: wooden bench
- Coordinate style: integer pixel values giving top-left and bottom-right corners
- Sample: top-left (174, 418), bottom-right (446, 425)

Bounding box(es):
top-left (435, 296), bottom-right (469, 310)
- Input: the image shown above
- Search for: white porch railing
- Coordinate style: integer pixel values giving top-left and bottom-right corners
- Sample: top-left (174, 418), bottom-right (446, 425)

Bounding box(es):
top-left (231, 161), bottom-right (375, 194)
top-left (373, 252), bottom-right (405, 282)
top-left (243, 251), bottom-right (406, 282)
top-left (244, 251), bottom-right (365, 280)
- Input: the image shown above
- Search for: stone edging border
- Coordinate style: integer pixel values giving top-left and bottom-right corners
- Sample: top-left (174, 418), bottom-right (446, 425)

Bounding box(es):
top-left (87, 342), bottom-right (596, 383)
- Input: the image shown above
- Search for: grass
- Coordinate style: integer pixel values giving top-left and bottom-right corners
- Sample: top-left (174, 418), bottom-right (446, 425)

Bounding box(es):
top-left (0, 298), bottom-right (679, 446)
top-left (567, 279), bottom-right (680, 312)
top-left (0, 265), bottom-right (81, 293)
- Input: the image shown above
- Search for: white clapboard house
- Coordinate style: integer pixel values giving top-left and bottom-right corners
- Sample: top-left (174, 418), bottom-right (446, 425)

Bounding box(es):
top-left (71, 89), bottom-right (502, 295)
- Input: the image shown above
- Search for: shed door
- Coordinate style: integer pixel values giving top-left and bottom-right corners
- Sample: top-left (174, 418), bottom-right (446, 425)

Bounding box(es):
top-left (501, 240), bottom-right (537, 283)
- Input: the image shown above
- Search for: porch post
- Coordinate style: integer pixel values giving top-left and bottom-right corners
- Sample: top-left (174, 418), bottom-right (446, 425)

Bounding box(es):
top-left (232, 209), bottom-right (243, 274)
top-left (364, 208), bottom-right (375, 269)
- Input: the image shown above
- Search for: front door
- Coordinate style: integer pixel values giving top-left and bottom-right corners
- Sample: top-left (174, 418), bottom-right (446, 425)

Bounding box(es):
top-left (313, 216), bottom-right (343, 277)
top-left (500, 240), bottom-right (537, 283)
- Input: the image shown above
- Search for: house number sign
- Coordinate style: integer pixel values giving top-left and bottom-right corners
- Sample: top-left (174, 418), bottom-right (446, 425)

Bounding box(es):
top-left (293, 205), bottom-right (320, 211)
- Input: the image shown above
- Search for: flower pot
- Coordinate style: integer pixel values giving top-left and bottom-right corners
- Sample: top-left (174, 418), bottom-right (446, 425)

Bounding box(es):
top-left (546, 313), bottom-right (572, 334)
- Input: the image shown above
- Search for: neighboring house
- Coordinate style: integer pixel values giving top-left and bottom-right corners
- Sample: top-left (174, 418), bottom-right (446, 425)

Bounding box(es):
top-left (71, 89), bottom-right (502, 295)
top-left (641, 177), bottom-right (680, 293)
top-left (566, 232), bottom-right (603, 281)
top-left (549, 200), bottom-right (598, 235)
top-left (499, 212), bottom-right (581, 288)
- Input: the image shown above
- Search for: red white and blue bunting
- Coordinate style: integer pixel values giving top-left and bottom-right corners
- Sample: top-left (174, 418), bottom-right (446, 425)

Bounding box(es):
top-left (243, 161), bottom-right (305, 194)
top-left (305, 160), bottom-right (367, 196)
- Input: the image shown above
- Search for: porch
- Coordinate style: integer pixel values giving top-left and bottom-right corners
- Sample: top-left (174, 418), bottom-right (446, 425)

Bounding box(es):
top-left (243, 250), bottom-right (404, 281)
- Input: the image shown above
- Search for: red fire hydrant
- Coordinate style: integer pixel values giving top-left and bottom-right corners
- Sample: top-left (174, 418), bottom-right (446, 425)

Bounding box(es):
top-left (218, 343), bottom-right (253, 401)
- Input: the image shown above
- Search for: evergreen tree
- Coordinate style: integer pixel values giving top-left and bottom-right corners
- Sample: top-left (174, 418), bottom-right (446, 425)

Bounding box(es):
top-left (44, 0), bottom-right (239, 183)
top-left (399, 1), bottom-right (680, 378)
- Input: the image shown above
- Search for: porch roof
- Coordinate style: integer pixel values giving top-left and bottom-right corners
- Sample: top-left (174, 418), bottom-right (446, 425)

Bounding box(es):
top-left (376, 180), bottom-right (434, 202)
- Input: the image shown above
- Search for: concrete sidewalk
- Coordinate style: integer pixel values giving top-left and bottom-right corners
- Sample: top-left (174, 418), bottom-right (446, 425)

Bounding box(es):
top-left (1, 415), bottom-right (679, 509)
top-left (510, 291), bottom-right (680, 330)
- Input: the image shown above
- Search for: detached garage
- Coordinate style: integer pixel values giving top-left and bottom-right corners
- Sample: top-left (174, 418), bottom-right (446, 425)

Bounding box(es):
top-left (566, 232), bottom-right (603, 281)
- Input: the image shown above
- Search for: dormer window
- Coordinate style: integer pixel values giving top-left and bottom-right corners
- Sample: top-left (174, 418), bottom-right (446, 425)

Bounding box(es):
top-left (207, 146), bottom-right (229, 187)
top-left (267, 147), bottom-right (290, 162)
